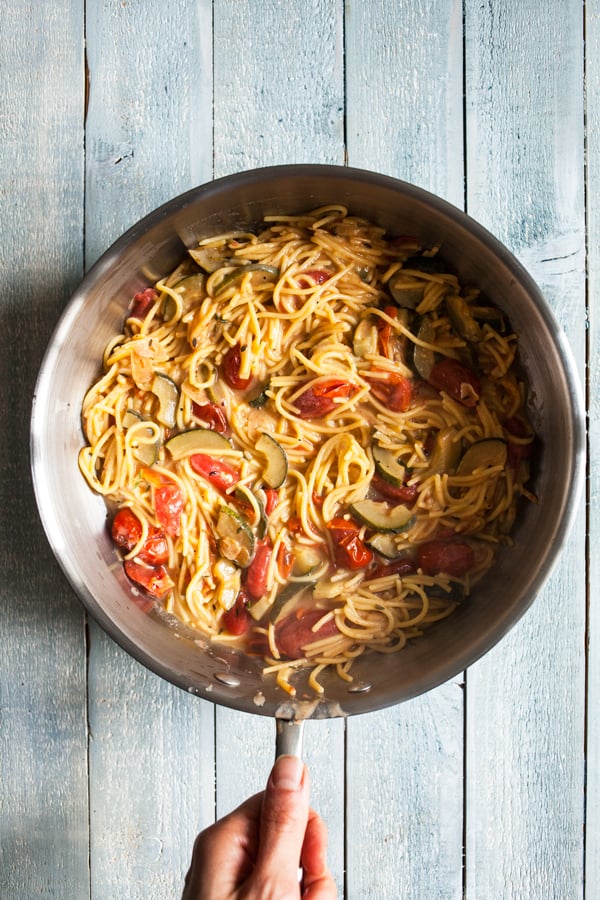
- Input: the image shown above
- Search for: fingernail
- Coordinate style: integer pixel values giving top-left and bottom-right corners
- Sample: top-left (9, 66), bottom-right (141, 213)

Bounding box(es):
top-left (271, 755), bottom-right (304, 791)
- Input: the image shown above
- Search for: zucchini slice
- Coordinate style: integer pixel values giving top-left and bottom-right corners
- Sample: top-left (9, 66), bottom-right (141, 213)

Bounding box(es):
top-left (372, 444), bottom-right (407, 488)
top-left (423, 427), bottom-right (462, 476)
top-left (214, 264), bottom-right (279, 296)
top-left (388, 275), bottom-right (425, 310)
top-left (255, 432), bottom-right (288, 489)
top-left (292, 545), bottom-right (324, 576)
top-left (216, 506), bottom-right (256, 568)
top-left (189, 246), bottom-right (238, 273)
top-left (446, 294), bottom-right (483, 343)
top-left (456, 438), bottom-right (507, 475)
top-left (166, 427), bottom-right (231, 459)
top-left (366, 532), bottom-right (404, 559)
top-left (269, 582), bottom-right (314, 623)
top-left (152, 373), bottom-right (179, 429)
top-left (410, 316), bottom-right (437, 380)
top-left (350, 499), bottom-right (415, 533)
top-left (123, 409), bottom-right (159, 466)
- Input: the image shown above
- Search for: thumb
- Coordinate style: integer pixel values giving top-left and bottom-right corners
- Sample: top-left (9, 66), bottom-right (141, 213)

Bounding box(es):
top-left (254, 755), bottom-right (310, 878)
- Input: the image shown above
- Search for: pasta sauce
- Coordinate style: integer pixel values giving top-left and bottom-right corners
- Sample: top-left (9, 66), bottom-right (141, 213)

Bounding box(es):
top-left (79, 206), bottom-right (536, 695)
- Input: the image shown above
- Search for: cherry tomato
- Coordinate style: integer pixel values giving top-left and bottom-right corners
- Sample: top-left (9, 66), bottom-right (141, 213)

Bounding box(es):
top-left (371, 472), bottom-right (418, 505)
top-left (297, 269), bottom-right (331, 287)
top-left (192, 401), bottom-right (228, 434)
top-left (222, 343), bottom-right (254, 390)
top-left (129, 287), bottom-right (159, 320)
top-left (222, 590), bottom-right (251, 636)
top-left (327, 518), bottom-right (374, 570)
top-left (417, 540), bottom-right (475, 577)
top-left (368, 557), bottom-right (417, 580)
top-left (275, 608), bottom-right (340, 660)
top-left (428, 358), bottom-right (481, 407)
top-left (123, 558), bottom-right (173, 599)
top-left (245, 539), bottom-right (273, 600)
top-left (263, 488), bottom-right (279, 516)
top-left (190, 454), bottom-right (240, 492)
top-left (368, 373), bottom-right (412, 412)
top-left (154, 482), bottom-right (184, 538)
top-left (276, 542), bottom-right (295, 580)
top-left (294, 380), bottom-right (356, 419)
top-left (112, 508), bottom-right (142, 551)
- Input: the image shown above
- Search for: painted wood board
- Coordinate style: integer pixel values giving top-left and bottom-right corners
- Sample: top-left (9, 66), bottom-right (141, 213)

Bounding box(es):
top-left (585, 0), bottom-right (600, 892)
top-left (0, 3), bottom-right (89, 898)
top-left (345, 2), bottom-right (466, 895)
top-left (84, 1), bottom-right (216, 896)
top-left (463, 1), bottom-right (587, 896)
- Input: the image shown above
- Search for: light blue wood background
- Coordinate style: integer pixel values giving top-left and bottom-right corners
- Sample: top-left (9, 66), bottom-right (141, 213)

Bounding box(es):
top-left (0, 1), bottom-right (593, 897)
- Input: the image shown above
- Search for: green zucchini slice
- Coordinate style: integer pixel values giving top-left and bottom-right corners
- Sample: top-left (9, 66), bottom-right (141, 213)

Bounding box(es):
top-left (446, 294), bottom-right (483, 343)
top-left (256, 432), bottom-right (288, 489)
top-left (216, 506), bottom-right (256, 568)
top-left (372, 445), bottom-right (408, 487)
top-left (456, 438), bottom-right (507, 475)
top-left (350, 499), bottom-right (415, 533)
top-left (122, 409), bottom-right (159, 466)
top-left (213, 558), bottom-right (242, 610)
top-left (151, 373), bottom-right (179, 428)
top-left (410, 316), bottom-right (437, 380)
top-left (423, 427), bottom-right (462, 476)
top-left (166, 428), bottom-right (231, 459)
top-left (214, 264), bottom-right (279, 296)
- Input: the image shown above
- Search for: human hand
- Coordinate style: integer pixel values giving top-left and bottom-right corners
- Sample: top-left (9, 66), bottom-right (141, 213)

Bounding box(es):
top-left (182, 755), bottom-right (337, 899)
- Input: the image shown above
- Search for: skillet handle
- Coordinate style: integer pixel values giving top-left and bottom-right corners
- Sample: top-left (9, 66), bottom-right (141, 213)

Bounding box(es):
top-left (275, 718), bottom-right (305, 759)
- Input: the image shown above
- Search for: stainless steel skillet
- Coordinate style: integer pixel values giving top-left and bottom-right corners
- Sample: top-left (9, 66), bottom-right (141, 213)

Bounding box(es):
top-left (30, 165), bottom-right (585, 756)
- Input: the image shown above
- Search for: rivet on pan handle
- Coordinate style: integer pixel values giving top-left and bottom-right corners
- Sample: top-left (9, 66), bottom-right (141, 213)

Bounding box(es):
top-left (275, 718), bottom-right (305, 759)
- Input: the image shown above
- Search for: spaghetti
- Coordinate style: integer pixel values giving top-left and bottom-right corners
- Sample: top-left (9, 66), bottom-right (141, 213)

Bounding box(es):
top-left (79, 206), bottom-right (536, 696)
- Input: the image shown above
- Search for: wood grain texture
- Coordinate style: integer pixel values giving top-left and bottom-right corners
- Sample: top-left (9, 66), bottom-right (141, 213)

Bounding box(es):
top-left (464, 2), bottom-right (586, 896)
top-left (85, 2), bottom-right (216, 897)
top-left (210, 3), bottom-right (347, 893)
top-left (345, 3), bottom-right (466, 896)
top-left (586, 0), bottom-right (600, 893)
top-left (0, 3), bottom-right (89, 898)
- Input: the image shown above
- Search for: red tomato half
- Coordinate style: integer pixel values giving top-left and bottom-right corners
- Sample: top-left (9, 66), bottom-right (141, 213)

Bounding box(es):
top-left (222, 343), bottom-right (254, 390)
top-left (275, 608), bottom-right (340, 660)
top-left (428, 358), bottom-right (481, 407)
top-left (111, 508), bottom-right (169, 565)
top-left (294, 380), bottom-right (356, 419)
top-left (190, 454), bottom-right (240, 493)
top-left (327, 518), bottom-right (374, 570)
top-left (371, 472), bottom-right (418, 505)
top-left (297, 269), bottom-right (331, 287)
top-left (222, 590), bottom-right (251, 636)
top-left (245, 539), bottom-right (273, 600)
top-left (368, 373), bottom-right (412, 412)
top-left (124, 558), bottom-right (173, 599)
top-left (192, 401), bottom-right (228, 434)
top-left (417, 540), bottom-right (475, 577)
top-left (368, 557), bottom-right (417, 580)
top-left (154, 483), bottom-right (184, 538)
top-left (129, 287), bottom-right (159, 320)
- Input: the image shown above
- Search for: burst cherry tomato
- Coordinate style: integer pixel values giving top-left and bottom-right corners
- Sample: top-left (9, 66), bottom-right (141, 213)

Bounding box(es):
top-left (275, 608), bottom-right (340, 660)
top-left (192, 401), bottom-right (228, 434)
top-left (111, 508), bottom-right (169, 565)
top-left (190, 454), bottom-right (240, 492)
top-left (154, 482), bottom-right (184, 538)
top-left (368, 557), bottom-right (417, 580)
top-left (129, 287), bottom-right (159, 320)
top-left (327, 518), bottom-right (374, 570)
top-left (263, 488), bottom-right (279, 516)
top-left (428, 358), bottom-right (481, 407)
top-left (297, 269), bottom-right (331, 287)
top-left (371, 472), bottom-right (418, 505)
top-left (245, 539), bottom-right (273, 600)
top-left (222, 343), bottom-right (254, 390)
top-left (222, 590), bottom-right (251, 636)
top-left (294, 379), bottom-right (356, 419)
top-left (417, 540), bottom-right (475, 577)
top-left (368, 373), bottom-right (412, 412)
top-left (276, 542), bottom-right (295, 580)
top-left (123, 558), bottom-right (173, 599)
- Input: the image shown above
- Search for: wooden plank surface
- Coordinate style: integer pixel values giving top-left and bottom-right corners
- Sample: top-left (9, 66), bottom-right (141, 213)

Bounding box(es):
top-left (0, 4), bottom-right (89, 898)
top-left (84, 2), bottom-right (216, 896)
top-left (464, 2), bottom-right (587, 897)
top-left (345, 2), bottom-right (465, 897)
top-left (0, 0), bottom-right (593, 897)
